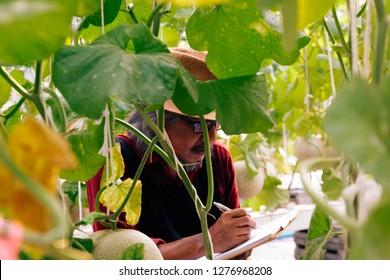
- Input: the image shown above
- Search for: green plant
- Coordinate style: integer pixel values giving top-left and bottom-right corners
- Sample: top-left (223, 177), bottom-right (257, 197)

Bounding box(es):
top-left (1, 0), bottom-right (388, 260)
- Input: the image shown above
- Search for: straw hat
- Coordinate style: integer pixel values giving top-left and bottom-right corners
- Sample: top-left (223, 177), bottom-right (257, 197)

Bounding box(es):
top-left (164, 47), bottom-right (216, 121)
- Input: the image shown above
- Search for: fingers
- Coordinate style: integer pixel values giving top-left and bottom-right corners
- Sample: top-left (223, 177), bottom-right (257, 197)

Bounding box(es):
top-left (210, 208), bottom-right (257, 253)
top-left (222, 208), bottom-right (257, 230)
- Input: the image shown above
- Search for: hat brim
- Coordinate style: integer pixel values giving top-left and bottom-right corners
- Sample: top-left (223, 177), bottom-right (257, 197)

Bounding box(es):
top-left (164, 100), bottom-right (216, 121)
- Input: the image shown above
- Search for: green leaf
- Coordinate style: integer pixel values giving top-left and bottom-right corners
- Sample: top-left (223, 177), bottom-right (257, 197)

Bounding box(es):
top-left (76, 211), bottom-right (107, 226)
top-left (53, 23), bottom-right (180, 119)
top-left (173, 74), bottom-right (274, 134)
top-left (117, 243), bottom-right (145, 260)
top-left (60, 120), bottom-right (106, 181)
top-left (100, 178), bottom-right (142, 226)
top-left (300, 207), bottom-right (334, 260)
top-left (242, 175), bottom-right (289, 211)
top-left (297, 0), bottom-right (334, 29)
top-left (72, 237), bottom-right (94, 253)
top-left (0, 0), bottom-right (78, 64)
top-left (324, 76), bottom-right (390, 188)
top-left (89, 0), bottom-right (122, 26)
top-left (321, 169), bottom-right (343, 200)
top-left (186, 0), bottom-right (310, 78)
top-left (353, 200), bottom-right (390, 259)
top-left (0, 75), bottom-right (11, 107)
top-left (62, 180), bottom-right (88, 206)
top-left (76, 0), bottom-right (101, 16)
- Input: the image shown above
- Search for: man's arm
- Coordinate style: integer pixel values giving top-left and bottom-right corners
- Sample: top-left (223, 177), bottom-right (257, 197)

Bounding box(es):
top-left (158, 208), bottom-right (256, 260)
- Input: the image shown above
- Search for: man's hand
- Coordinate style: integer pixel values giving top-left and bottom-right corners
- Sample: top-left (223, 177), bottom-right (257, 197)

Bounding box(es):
top-left (209, 208), bottom-right (256, 254)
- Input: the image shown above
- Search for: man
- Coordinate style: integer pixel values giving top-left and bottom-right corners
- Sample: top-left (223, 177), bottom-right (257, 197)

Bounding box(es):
top-left (86, 48), bottom-right (256, 260)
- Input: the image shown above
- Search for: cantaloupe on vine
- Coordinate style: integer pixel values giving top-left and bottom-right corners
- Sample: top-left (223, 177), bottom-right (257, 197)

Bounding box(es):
top-left (91, 229), bottom-right (163, 260)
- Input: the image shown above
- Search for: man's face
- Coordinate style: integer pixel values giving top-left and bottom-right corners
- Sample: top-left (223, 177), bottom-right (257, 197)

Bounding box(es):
top-left (165, 115), bottom-right (218, 167)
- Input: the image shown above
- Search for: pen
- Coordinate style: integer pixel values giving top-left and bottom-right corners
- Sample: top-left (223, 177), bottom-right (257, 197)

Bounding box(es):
top-left (213, 201), bottom-right (231, 212)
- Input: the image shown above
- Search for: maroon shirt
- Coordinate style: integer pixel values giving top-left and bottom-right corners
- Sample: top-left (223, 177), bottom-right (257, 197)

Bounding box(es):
top-left (86, 134), bottom-right (240, 245)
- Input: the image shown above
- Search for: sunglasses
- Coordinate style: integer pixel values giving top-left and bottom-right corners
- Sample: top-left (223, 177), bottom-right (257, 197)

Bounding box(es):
top-left (177, 115), bottom-right (221, 134)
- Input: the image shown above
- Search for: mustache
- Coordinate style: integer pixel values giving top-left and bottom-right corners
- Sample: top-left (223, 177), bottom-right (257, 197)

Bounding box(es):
top-left (191, 145), bottom-right (206, 153)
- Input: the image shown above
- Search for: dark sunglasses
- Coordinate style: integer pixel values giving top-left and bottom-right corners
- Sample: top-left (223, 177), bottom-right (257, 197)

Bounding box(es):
top-left (177, 115), bottom-right (221, 134)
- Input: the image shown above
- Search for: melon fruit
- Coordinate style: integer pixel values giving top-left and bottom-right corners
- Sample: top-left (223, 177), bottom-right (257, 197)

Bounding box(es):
top-left (295, 137), bottom-right (325, 161)
top-left (234, 160), bottom-right (265, 199)
top-left (91, 229), bottom-right (163, 260)
top-left (295, 136), bottom-right (339, 161)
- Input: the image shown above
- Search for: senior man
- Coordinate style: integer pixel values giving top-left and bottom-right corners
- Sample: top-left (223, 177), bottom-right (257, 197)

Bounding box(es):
top-left (87, 48), bottom-right (256, 260)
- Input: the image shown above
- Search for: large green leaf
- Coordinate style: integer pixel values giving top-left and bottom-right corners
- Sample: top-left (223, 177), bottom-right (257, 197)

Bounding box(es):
top-left (0, 0), bottom-right (77, 64)
top-left (53, 23), bottom-right (182, 119)
top-left (172, 74), bottom-right (274, 134)
top-left (76, 0), bottom-right (100, 16)
top-left (324, 76), bottom-right (390, 188)
top-left (60, 120), bottom-right (106, 181)
top-left (353, 200), bottom-right (390, 259)
top-left (186, 0), bottom-right (310, 78)
top-left (297, 0), bottom-right (334, 29)
top-left (300, 207), bottom-right (334, 260)
top-left (88, 0), bottom-right (122, 26)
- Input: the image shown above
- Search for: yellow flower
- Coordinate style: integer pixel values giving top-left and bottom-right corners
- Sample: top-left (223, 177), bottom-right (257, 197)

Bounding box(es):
top-left (0, 118), bottom-right (77, 232)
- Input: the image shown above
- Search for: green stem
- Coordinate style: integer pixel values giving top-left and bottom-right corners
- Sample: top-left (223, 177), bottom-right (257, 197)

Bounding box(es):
top-left (322, 19), bottom-right (350, 81)
top-left (372, 0), bottom-right (388, 84)
top-left (199, 210), bottom-right (214, 259)
top-left (93, 184), bottom-right (114, 228)
top-left (44, 88), bottom-right (66, 134)
top-left (113, 137), bottom-right (159, 218)
top-left (199, 116), bottom-right (214, 212)
top-left (32, 61), bottom-right (46, 120)
top-left (115, 117), bottom-right (174, 166)
top-left (157, 107), bottom-right (164, 132)
top-left (1, 97), bottom-right (25, 124)
top-left (0, 66), bottom-right (33, 101)
top-left (152, 12), bottom-right (162, 37)
top-left (299, 157), bottom-right (360, 232)
top-left (146, 3), bottom-right (165, 29)
top-left (108, 99), bottom-right (116, 145)
top-left (0, 140), bottom-right (70, 247)
top-left (332, 6), bottom-right (352, 66)
top-left (127, 5), bottom-right (139, 24)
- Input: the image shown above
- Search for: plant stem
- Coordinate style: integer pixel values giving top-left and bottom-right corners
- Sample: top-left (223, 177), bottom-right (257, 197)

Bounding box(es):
top-left (146, 3), bottom-right (165, 29)
top-left (332, 6), bottom-right (352, 66)
top-left (322, 20), bottom-right (350, 81)
top-left (114, 137), bottom-right (159, 219)
top-left (133, 104), bottom-right (214, 258)
top-left (299, 157), bottom-right (360, 232)
top-left (348, 0), bottom-right (359, 76)
top-left (127, 4), bottom-right (139, 24)
top-left (372, 0), bottom-right (389, 84)
top-left (115, 117), bottom-right (174, 166)
top-left (0, 66), bottom-right (33, 101)
top-left (1, 97), bottom-right (25, 122)
top-left (200, 116), bottom-right (214, 212)
top-left (44, 88), bottom-right (66, 133)
top-left (33, 61), bottom-right (47, 120)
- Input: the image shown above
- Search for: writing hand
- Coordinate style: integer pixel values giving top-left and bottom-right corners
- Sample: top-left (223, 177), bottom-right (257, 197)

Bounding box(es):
top-left (209, 208), bottom-right (256, 254)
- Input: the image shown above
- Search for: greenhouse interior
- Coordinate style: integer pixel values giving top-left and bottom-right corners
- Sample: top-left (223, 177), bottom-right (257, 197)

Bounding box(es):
top-left (1, 0), bottom-right (389, 263)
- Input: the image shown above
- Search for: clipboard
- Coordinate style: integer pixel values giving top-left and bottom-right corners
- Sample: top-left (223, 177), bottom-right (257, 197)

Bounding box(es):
top-left (211, 210), bottom-right (298, 260)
